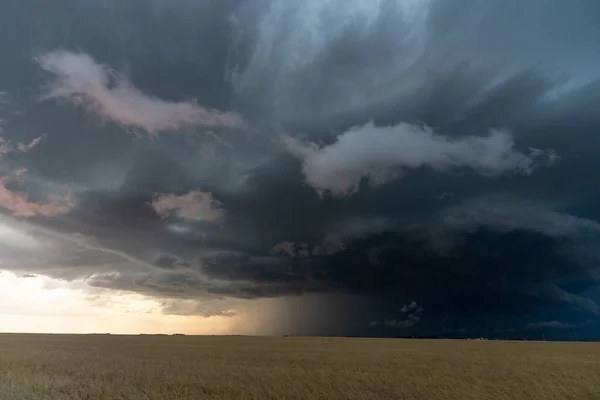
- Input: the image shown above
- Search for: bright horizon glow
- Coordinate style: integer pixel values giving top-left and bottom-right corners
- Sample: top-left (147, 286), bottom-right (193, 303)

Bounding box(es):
top-left (0, 271), bottom-right (234, 335)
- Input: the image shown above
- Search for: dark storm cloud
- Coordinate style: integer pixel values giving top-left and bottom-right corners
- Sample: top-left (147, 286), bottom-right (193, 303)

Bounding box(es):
top-left (525, 321), bottom-right (584, 330)
top-left (228, 0), bottom-right (600, 127)
top-left (370, 301), bottom-right (425, 328)
top-left (153, 254), bottom-right (191, 270)
top-left (0, 0), bottom-right (599, 338)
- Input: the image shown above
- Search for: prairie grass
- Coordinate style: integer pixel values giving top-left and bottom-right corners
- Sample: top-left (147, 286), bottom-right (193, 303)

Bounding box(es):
top-left (0, 334), bottom-right (599, 399)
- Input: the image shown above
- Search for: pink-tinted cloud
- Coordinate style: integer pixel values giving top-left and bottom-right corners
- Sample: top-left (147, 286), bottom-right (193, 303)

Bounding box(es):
top-left (151, 190), bottom-right (225, 222)
top-left (8, 168), bottom-right (27, 185)
top-left (38, 51), bottom-right (244, 135)
top-left (17, 134), bottom-right (47, 152)
top-left (0, 174), bottom-right (74, 218)
top-left (0, 130), bottom-right (69, 218)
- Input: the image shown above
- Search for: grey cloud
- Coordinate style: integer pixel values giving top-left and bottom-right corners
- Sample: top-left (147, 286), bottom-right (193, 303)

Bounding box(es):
top-left (230, 0), bottom-right (600, 126)
top-left (153, 253), bottom-right (191, 270)
top-left (536, 285), bottom-right (600, 316)
top-left (425, 196), bottom-right (600, 252)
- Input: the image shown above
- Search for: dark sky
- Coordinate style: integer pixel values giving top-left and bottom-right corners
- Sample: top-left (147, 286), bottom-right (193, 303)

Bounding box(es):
top-left (0, 0), bottom-right (600, 339)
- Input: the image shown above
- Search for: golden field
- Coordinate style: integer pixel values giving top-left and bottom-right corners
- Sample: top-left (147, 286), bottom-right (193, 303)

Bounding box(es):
top-left (0, 334), bottom-right (599, 399)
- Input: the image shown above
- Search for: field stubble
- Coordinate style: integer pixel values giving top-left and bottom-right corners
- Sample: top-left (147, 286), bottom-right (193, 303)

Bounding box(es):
top-left (0, 334), bottom-right (599, 399)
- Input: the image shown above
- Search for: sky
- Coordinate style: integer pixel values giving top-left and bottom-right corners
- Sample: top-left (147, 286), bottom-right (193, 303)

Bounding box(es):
top-left (0, 0), bottom-right (599, 339)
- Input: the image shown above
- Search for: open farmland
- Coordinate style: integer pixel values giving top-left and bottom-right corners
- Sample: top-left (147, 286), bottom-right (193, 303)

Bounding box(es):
top-left (0, 334), bottom-right (599, 400)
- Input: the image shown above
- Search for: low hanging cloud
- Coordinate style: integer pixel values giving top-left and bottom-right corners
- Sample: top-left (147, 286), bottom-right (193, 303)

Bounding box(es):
top-left (525, 321), bottom-right (577, 330)
top-left (151, 190), bottom-right (225, 222)
top-left (37, 50), bottom-right (244, 135)
top-left (369, 301), bottom-right (424, 328)
top-left (284, 122), bottom-right (558, 196)
top-left (160, 299), bottom-right (238, 318)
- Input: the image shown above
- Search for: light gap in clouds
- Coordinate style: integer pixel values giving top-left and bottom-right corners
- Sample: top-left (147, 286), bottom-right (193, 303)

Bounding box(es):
top-left (37, 50), bottom-right (244, 135)
top-left (0, 271), bottom-right (232, 334)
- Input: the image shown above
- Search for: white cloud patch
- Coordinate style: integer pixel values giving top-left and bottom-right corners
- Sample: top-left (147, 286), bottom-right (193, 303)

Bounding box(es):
top-left (38, 50), bottom-right (244, 135)
top-left (284, 122), bottom-right (557, 196)
top-left (151, 190), bottom-right (225, 222)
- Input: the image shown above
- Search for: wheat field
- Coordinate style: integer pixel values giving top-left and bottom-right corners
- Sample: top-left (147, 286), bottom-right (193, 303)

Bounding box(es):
top-left (0, 334), bottom-right (599, 399)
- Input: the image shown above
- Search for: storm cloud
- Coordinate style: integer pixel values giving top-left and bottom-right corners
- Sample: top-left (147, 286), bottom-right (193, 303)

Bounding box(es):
top-left (0, 0), bottom-right (598, 339)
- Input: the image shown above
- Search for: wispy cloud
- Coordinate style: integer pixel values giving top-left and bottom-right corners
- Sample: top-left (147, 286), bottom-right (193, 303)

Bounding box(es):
top-left (151, 190), bottom-right (225, 222)
top-left (285, 122), bottom-right (557, 196)
top-left (1, 132), bottom-right (46, 157)
top-left (437, 196), bottom-right (600, 238)
top-left (0, 137), bottom-right (10, 157)
top-left (38, 50), bottom-right (244, 135)
top-left (538, 285), bottom-right (600, 316)
top-left (17, 134), bottom-right (46, 152)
